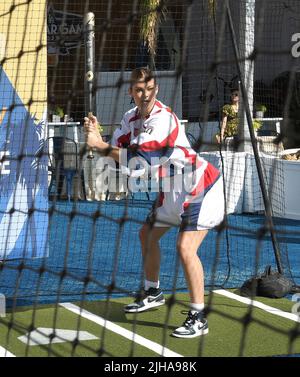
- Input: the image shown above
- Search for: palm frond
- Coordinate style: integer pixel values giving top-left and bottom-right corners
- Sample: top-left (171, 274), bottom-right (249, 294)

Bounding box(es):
top-left (208, 0), bottom-right (216, 18)
top-left (139, 0), bottom-right (167, 56)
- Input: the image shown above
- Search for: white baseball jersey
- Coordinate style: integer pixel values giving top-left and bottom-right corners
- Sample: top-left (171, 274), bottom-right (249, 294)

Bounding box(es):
top-left (112, 100), bottom-right (224, 230)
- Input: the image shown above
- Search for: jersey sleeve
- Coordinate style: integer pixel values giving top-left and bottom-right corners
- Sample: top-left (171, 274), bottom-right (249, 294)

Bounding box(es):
top-left (111, 116), bottom-right (131, 147)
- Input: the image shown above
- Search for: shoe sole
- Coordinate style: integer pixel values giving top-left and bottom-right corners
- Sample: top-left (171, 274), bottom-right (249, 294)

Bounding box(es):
top-left (124, 299), bottom-right (165, 313)
top-left (171, 328), bottom-right (209, 338)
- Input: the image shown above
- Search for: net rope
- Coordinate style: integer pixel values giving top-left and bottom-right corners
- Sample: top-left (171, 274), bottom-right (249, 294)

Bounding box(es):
top-left (0, 0), bottom-right (299, 357)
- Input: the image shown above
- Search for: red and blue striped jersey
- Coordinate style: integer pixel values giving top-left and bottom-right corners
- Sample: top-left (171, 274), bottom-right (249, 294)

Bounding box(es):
top-left (112, 100), bottom-right (220, 199)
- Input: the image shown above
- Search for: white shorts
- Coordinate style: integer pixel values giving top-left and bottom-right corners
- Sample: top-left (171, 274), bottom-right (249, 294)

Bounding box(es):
top-left (147, 177), bottom-right (225, 231)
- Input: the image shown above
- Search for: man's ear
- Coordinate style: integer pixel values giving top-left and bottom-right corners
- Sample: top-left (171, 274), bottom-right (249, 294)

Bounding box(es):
top-left (128, 87), bottom-right (132, 96)
top-left (155, 85), bottom-right (159, 95)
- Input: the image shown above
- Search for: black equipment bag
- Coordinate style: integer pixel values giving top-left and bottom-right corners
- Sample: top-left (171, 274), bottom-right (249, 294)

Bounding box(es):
top-left (241, 265), bottom-right (293, 299)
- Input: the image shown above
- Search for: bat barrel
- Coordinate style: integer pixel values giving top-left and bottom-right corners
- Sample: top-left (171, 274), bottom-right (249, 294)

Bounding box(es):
top-left (84, 12), bottom-right (95, 160)
top-left (84, 12), bottom-right (95, 114)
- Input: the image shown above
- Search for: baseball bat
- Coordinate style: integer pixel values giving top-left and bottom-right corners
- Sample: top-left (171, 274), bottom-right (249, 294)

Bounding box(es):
top-left (84, 12), bottom-right (95, 160)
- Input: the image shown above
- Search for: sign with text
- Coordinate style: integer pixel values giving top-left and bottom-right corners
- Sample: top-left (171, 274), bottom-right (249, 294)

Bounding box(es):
top-left (47, 4), bottom-right (84, 56)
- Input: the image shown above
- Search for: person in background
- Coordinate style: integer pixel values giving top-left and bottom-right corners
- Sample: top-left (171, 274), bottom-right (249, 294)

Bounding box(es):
top-left (216, 88), bottom-right (239, 143)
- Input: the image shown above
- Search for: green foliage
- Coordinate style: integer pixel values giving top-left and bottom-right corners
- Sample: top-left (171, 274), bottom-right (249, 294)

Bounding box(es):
top-left (139, 0), bottom-right (167, 56)
top-left (208, 0), bottom-right (216, 17)
top-left (97, 123), bottom-right (103, 134)
top-left (255, 104), bottom-right (267, 112)
top-left (253, 119), bottom-right (262, 131)
top-left (54, 106), bottom-right (64, 117)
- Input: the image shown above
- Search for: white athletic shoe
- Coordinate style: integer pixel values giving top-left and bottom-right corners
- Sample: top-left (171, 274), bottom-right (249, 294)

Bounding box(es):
top-left (172, 310), bottom-right (209, 338)
top-left (124, 288), bottom-right (165, 313)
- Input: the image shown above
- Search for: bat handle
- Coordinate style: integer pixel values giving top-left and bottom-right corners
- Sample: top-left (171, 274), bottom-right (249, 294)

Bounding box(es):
top-left (86, 111), bottom-right (94, 159)
top-left (87, 150), bottom-right (94, 159)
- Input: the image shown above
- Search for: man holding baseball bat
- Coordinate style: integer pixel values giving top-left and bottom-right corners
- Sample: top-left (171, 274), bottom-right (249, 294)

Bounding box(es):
top-left (84, 67), bottom-right (224, 339)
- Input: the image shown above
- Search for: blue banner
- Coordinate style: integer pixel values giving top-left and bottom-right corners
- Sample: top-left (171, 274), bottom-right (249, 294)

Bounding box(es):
top-left (0, 67), bottom-right (48, 260)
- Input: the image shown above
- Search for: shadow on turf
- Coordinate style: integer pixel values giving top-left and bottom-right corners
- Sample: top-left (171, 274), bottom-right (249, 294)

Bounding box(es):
top-left (4, 299), bottom-right (57, 313)
top-left (80, 299), bottom-right (179, 331)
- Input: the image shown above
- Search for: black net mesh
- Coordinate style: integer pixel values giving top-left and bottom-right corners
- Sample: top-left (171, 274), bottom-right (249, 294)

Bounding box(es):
top-left (0, 0), bottom-right (299, 358)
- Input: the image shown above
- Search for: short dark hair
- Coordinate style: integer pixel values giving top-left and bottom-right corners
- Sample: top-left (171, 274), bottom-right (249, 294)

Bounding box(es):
top-left (130, 67), bottom-right (156, 87)
top-left (230, 88), bottom-right (239, 94)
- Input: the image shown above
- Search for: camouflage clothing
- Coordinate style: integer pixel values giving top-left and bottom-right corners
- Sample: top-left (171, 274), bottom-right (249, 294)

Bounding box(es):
top-left (222, 104), bottom-right (238, 138)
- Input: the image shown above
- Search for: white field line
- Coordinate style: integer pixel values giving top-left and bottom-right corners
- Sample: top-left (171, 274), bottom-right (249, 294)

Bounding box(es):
top-left (60, 302), bottom-right (183, 358)
top-left (214, 289), bottom-right (300, 323)
top-left (0, 345), bottom-right (15, 357)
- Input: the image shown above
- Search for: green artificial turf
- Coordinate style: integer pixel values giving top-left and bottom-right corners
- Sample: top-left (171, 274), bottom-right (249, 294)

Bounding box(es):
top-left (0, 291), bottom-right (299, 357)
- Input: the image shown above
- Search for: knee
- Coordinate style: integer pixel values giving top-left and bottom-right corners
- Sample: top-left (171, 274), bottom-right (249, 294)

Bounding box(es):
top-left (139, 224), bottom-right (163, 251)
top-left (177, 243), bottom-right (196, 264)
top-left (139, 224), bottom-right (148, 244)
top-left (139, 224), bottom-right (154, 251)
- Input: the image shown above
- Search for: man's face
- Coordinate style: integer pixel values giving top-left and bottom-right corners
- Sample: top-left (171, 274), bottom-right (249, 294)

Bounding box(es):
top-left (129, 78), bottom-right (158, 116)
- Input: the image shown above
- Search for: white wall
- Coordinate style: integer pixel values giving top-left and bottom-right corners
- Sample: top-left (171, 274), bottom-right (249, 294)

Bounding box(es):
top-left (254, 0), bottom-right (300, 84)
top-left (96, 71), bottom-right (182, 124)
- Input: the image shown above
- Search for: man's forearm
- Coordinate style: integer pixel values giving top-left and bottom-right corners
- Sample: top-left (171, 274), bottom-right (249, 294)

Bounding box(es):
top-left (94, 140), bottom-right (121, 162)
